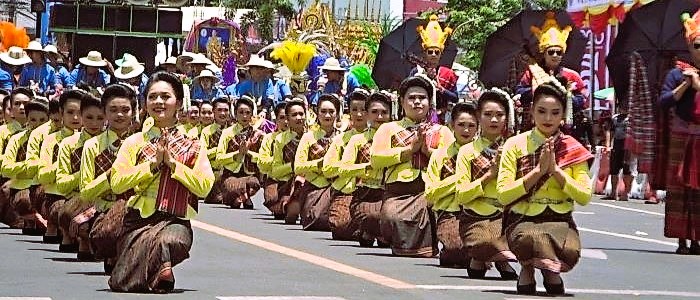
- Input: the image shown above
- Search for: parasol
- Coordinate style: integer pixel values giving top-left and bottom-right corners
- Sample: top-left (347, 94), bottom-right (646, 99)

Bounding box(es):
top-left (478, 10), bottom-right (587, 89)
top-left (606, 0), bottom-right (700, 102)
top-left (372, 18), bottom-right (458, 90)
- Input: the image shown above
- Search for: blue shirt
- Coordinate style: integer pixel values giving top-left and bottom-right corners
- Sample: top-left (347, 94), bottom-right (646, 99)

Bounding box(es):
top-left (191, 84), bottom-right (224, 102)
top-left (0, 67), bottom-right (13, 91)
top-left (310, 73), bottom-right (360, 105)
top-left (236, 79), bottom-right (274, 110)
top-left (272, 78), bottom-right (291, 106)
top-left (19, 63), bottom-right (56, 95)
top-left (223, 83), bottom-right (238, 97)
top-left (55, 65), bottom-right (70, 86)
top-left (66, 65), bottom-right (111, 88)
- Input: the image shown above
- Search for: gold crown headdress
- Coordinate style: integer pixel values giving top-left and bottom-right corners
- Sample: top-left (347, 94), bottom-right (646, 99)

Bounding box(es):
top-left (530, 12), bottom-right (572, 53)
top-left (682, 10), bottom-right (700, 43)
top-left (417, 15), bottom-right (452, 51)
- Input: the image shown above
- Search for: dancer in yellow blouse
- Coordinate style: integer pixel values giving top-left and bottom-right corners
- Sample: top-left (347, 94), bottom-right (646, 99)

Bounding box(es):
top-left (216, 95), bottom-right (264, 209)
top-left (371, 76), bottom-right (454, 257)
top-left (273, 99), bottom-right (307, 224)
top-left (36, 90), bottom-right (87, 246)
top-left (2, 98), bottom-right (49, 236)
top-left (260, 103), bottom-right (288, 218)
top-left (0, 88), bottom-right (30, 229)
top-left (326, 89), bottom-right (369, 240)
top-left (176, 102), bottom-right (201, 139)
top-left (56, 95), bottom-right (105, 259)
top-left (295, 94), bottom-right (342, 230)
top-left (201, 97), bottom-right (230, 204)
top-left (497, 78), bottom-right (593, 295)
top-left (341, 91), bottom-right (393, 247)
top-left (455, 91), bottom-right (517, 279)
top-left (425, 102), bottom-right (478, 268)
top-left (81, 84), bottom-right (137, 273)
top-left (108, 72), bottom-right (214, 293)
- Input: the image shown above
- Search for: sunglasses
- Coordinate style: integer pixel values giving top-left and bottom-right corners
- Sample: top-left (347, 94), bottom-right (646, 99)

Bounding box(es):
top-left (694, 43), bottom-right (700, 50)
top-left (426, 49), bottom-right (441, 55)
top-left (547, 49), bottom-right (563, 57)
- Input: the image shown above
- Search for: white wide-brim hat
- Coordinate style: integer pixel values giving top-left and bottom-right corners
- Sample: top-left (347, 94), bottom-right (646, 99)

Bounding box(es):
top-left (319, 57), bottom-right (346, 72)
top-left (187, 54), bottom-right (213, 66)
top-left (244, 54), bottom-right (275, 69)
top-left (114, 60), bottom-right (146, 80)
top-left (79, 51), bottom-right (108, 67)
top-left (24, 41), bottom-right (45, 53)
top-left (193, 69), bottom-right (221, 86)
top-left (0, 47), bottom-right (31, 66)
top-left (161, 56), bottom-right (178, 66)
top-left (43, 44), bottom-right (59, 55)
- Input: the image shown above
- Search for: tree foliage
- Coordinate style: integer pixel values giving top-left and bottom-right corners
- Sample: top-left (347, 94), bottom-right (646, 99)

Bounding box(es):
top-left (446, 0), bottom-right (566, 70)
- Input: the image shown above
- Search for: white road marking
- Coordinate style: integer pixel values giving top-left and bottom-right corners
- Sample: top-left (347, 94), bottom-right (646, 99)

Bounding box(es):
top-left (580, 249), bottom-right (607, 260)
top-left (192, 220), bottom-right (415, 289)
top-left (573, 211), bottom-right (595, 215)
top-left (218, 297), bottom-right (346, 300)
top-left (591, 202), bottom-right (664, 216)
top-left (578, 227), bottom-right (677, 247)
top-left (417, 285), bottom-right (700, 297)
top-left (0, 298), bottom-right (52, 300)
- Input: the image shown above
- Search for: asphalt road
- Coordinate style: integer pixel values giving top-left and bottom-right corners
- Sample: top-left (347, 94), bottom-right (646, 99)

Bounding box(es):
top-left (1, 193), bottom-right (699, 300)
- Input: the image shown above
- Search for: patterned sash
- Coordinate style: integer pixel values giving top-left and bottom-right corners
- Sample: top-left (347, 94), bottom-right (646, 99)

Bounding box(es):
top-left (70, 147), bottom-right (83, 174)
top-left (16, 140), bottom-right (27, 162)
top-left (470, 139), bottom-right (502, 181)
top-left (94, 139), bottom-right (121, 177)
top-left (209, 128), bottom-right (223, 150)
top-left (283, 138), bottom-right (300, 164)
top-left (308, 136), bottom-right (332, 161)
top-left (227, 126), bottom-right (263, 174)
top-left (390, 124), bottom-right (441, 170)
top-left (356, 141), bottom-right (372, 164)
top-left (52, 144), bottom-right (59, 164)
top-left (137, 128), bottom-right (200, 218)
top-left (439, 155), bottom-right (456, 180)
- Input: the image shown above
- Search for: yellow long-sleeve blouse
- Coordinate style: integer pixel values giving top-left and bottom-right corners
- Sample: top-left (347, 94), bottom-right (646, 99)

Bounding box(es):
top-left (455, 137), bottom-right (502, 216)
top-left (56, 131), bottom-right (94, 197)
top-left (79, 129), bottom-right (126, 211)
top-left (37, 127), bottom-right (75, 196)
top-left (370, 118), bottom-right (454, 184)
top-left (2, 130), bottom-right (35, 189)
top-left (27, 121), bottom-right (60, 182)
top-left (216, 123), bottom-right (262, 175)
top-left (200, 122), bottom-right (226, 166)
top-left (295, 126), bottom-right (336, 189)
top-left (110, 126), bottom-right (214, 220)
top-left (0, 120), bottom-right (24, 172)
top-left (339, 128), bottom-right (382, 189)
top-left (323, 128), bottom-right (360, 194)
top-left (497, 129), bottom-right (592, 216)
top-left (256, 131), bottom-right (279, 176)
top-left (269, 130), bottom-right (301, 182)
top-left (176, 122), bottom-right (201, 139)
top-left (424, 140), bottom-right (463, 212)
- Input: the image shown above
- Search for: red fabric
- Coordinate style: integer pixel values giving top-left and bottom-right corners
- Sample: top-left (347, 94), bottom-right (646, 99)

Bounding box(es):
top-left (678, 136), bottom-right (700, 189)
top-left (569, 12), bottom-right (586, 29)
top-left (437, 67), bottom-right (457, 91)
top-left (588, 13), bottom-right (610, 35)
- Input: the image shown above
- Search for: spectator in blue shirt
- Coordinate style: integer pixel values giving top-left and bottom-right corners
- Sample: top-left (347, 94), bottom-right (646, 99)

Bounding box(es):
top-left (66, 51), bottom-right (112, 89)
top-left (19, 41), bottom-right (56, 96)
top-left (236, 55), bottom-right (275, 116)
top-left (191, 69), bottom-right (224, 103)
top-left (114, 58), bottom-right (147, 106)
top-left (0, 46), bottom-right (32, 91)
top-left (311, 57), bottom-right (359, 106)
top-left (270, 69), bottom-right (292, 107)
top-left (44, 45), bottom-right (71, 89)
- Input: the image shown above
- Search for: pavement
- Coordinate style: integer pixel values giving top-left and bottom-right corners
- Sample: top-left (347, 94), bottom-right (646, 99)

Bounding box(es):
top-left (1, 193), bottom-right (699, 300)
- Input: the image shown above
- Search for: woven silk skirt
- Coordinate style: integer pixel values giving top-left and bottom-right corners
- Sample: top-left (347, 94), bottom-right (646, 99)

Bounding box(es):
top-left (435, 210), bottom-right (468, 267)
top-left (459, 209), bottom-right (515, 263)
top-left (504, 208), bottom-right (580, 273)
top-left (664, 129), bottom-right (700, 240)
top-left (380, 180), bottom-right (437, 258)
top-left (300, 185), bottom-right (333, 231)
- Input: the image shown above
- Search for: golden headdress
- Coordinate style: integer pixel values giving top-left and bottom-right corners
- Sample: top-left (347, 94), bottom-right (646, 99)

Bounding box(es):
top-left (530, 12), bottom-right (571, 53)
top-left (270, 40), bottom-right (317, 75)
top-left (417, 15), bottom-right (452, 51)
top-left (682, 10), bottom-right (700, 43)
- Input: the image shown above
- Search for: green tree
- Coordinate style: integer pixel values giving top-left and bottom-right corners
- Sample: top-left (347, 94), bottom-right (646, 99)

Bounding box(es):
top-left (446, 0), bottom-right (566, 69)
top-left (219, 0), bottom-right (296, 44)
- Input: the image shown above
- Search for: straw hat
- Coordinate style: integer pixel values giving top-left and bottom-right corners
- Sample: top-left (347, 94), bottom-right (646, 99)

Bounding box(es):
top-left (43, 44), bottom-right (59, 55)
top-left (244, 55), bottom-right (275, 69)
top-left (115, 53), bottom-right (140, 67)
top-left (319, 57), bottom-right (346, 72)
top-left (79, 51), bottom-right (108, 67)
top-left (193, 69), bottom-right (221, 86)
top-left (24, 41), bottom-right (45, 53)
top-left (114, 59), bottom-right (146, 80)
top-left (161, 56), bottom-right (177, 66)
top-left (187, 54), bottom-right (212, 66)
top-left (0, 47), bottom-right (31, 66)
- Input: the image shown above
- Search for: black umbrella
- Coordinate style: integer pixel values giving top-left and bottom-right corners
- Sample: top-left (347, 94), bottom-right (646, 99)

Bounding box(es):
top-left (606, 0), bottom-right (700, 102)
top-left (478, 10), bottom-right (587, 89)
top-left (372, 18), bottom-right (458, 90)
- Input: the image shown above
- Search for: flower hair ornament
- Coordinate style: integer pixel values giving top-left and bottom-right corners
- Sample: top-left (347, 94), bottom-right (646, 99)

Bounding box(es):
top-left (238, 94), bottom-right (258, 117)
top-left (489, 87), bottom-right (517, 132)
top-left (413, 73), bottom-right (438, 109)
top-left (544, 77), bottom-right (574, 125)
